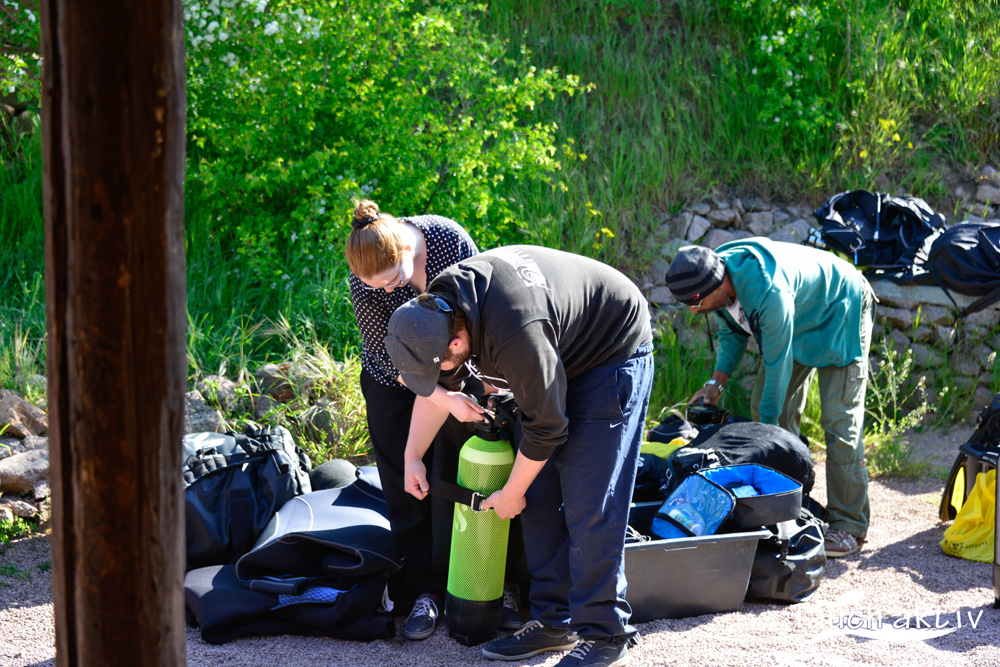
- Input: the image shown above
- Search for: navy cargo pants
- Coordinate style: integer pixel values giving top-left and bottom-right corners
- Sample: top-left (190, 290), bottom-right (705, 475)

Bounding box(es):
top-left (520, 343), bottom-right (654, 642)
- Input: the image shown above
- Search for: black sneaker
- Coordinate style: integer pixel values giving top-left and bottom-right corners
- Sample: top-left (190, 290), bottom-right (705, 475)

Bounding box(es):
top-left (403, 593), bottom-right (439, 640)
top-left (482, 620), bottom-right (578, 661)
top-left (499, 584), bottom-right (521, 631)
top-left (555, 638), bottom-right (629, 667)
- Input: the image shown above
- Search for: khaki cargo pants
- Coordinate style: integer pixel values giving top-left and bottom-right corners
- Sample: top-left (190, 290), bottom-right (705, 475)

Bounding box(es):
top-left (750, 290), bottom-right (875, 539)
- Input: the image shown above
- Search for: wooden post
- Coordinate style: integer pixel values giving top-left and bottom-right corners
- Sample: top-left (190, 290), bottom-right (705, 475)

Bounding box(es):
top-left (40, 0), bottom-right (187, 664)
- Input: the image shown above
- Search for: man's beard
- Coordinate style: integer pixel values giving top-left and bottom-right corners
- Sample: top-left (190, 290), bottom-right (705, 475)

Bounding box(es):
top-left (443, 346), bottom-right (471, 369)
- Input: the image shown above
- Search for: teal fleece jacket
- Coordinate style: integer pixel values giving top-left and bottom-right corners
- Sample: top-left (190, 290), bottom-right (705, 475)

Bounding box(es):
top-left (712, 239), bottom-right (869, 425)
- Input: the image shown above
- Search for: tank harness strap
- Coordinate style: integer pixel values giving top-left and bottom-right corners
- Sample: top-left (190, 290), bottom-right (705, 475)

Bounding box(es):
top-left (427, 476), bottom-right (487, 513)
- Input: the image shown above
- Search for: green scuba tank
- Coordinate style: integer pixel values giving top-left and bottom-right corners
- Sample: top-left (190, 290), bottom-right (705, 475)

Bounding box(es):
top-left (445, 433), bottom-right (515, 645)
top-left (419, 393), bottom-right (519, 646)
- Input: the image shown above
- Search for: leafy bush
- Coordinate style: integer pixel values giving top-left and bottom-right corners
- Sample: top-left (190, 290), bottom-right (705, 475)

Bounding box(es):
top-left (0, 514), bottom-right (35, 549)
top-left (184, 0), bottom-right (586, 249)
top-left (181, 0), bottom-right (587, 364)
top-left (0, 0), bottom-right (40, 103)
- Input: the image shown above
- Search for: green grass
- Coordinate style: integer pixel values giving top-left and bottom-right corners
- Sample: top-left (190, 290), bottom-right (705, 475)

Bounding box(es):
top-left (0, 563), bottom-right (32, 581)
top-left (0, 130), bottom-right (45, 393)
top-left (647, 310), bottom-right (753, 426)
top-left (484, 0), bottom-right (1000, 263)
top-left (1, 1), bottom-right (998, 469)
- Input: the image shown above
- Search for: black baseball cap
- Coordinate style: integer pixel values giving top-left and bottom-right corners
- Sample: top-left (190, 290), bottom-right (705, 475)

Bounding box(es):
top-left (384, 297), bottom-right (451, 397)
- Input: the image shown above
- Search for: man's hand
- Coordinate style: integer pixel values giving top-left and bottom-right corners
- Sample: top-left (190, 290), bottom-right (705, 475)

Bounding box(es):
top-left (688, 384), bottom-right (721, 406)
top-left (482, 487), bottom-right (527, 520)
top-left (403, 457), bottom-right (429, 500)
top-left (445, 391), bottom-right (488, 423)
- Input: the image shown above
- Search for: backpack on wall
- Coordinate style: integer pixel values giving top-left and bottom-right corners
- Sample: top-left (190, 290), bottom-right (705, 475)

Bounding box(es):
top-left (813, 190), bottom-right (945, 270)
top-left (184, 424), bottom-right (312, 570)
top-left (921, 221), bottom-right (1000, 317)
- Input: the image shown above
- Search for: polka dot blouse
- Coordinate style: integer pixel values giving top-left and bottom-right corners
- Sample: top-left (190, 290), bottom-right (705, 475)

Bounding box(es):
top-left (350, 215), bottom-right (479, 387)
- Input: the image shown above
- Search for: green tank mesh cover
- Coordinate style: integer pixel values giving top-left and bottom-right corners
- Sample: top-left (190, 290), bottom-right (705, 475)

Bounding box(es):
top-left (447, 436), bottom-right (515, 602)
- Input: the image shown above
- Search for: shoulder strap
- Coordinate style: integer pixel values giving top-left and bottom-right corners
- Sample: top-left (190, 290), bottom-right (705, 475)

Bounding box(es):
top-left (960, 284), bottom-right (1000, 318)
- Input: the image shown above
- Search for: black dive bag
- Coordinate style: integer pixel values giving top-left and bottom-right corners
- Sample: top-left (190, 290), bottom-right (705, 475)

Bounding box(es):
top-left (746, 507), bottom-right (826, 604)
top-left (183, 424), bottom-right (312, 570)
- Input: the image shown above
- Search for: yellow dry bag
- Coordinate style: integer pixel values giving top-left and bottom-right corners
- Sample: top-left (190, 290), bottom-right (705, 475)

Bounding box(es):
top-left (940, 469), bottom-right (996, 563)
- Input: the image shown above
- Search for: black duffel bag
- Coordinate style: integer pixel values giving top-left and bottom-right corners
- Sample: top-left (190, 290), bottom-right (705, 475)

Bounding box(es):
top-left (924, 221), bottom-right (1000, 317)
top-left (746, 507), bottom-right (826, 604)
top-left (183, 424), bottom-right (312, 570)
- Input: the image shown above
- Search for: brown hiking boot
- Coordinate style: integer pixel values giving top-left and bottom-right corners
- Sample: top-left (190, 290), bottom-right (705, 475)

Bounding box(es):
top-left (824, 529), bottom-right (865, 558)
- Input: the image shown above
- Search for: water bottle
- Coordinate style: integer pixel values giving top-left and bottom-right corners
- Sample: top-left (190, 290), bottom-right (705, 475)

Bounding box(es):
top-left (667, 503), bottom-right (705, 536)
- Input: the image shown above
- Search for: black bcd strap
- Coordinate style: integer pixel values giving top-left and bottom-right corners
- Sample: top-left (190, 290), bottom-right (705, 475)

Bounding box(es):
top-left (426, 476), bottom-right (487, 512)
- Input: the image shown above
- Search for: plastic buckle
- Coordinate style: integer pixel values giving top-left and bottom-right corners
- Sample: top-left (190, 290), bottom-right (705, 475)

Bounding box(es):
top-left (470, 492), bottom-right (488, 513)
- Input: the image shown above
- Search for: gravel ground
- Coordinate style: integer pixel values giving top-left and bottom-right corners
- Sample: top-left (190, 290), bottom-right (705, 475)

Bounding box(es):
top-left (3, 432), bottom-right (999, 667)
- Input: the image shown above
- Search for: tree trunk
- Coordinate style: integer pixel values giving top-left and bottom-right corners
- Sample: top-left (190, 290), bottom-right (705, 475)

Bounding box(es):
top-left (40, 0), bottom-right (187, 664)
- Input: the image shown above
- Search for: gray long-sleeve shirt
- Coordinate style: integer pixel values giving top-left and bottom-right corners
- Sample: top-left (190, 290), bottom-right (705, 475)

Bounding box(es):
top-left (430, 246), bottom-right (652, 461)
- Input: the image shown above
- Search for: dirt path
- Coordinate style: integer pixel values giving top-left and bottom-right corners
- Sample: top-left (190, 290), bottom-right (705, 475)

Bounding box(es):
top-left (3, 430), bottom-right (999, 667)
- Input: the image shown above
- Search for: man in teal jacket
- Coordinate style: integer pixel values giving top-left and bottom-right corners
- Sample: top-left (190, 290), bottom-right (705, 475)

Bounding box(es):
top-left (665, 240), bottom-right (876, 558)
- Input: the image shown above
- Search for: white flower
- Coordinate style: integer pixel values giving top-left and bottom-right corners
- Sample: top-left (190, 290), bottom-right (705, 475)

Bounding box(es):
top-left (25, 8), bottom-right (36, 21)
top-left (264, 21), bottom-right (279, 36)
top-left (290, 232), bottom-right (298, 242)
top-left (302, 268), bottom-right (311, 275)
top-left (751, 68), bottom-right (758, 75)
top-left (255, 0), bottom-right (268, 11)
top-left (207, 20), bottom-right (219, 32)
top-left (219, 31), bottom-right (229, 41)
top-left (767, 46), bottom-right (773, 53)
top-left (774, 117), bottom-right (780, 123)
top-left (809, 55), bottom-right (814, 61)
top-left (282, 273), bottom-right (290, 281)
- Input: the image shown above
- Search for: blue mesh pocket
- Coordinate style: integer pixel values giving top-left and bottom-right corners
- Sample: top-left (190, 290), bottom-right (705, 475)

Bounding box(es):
top-left (651, 474), bottom-right (735, 540)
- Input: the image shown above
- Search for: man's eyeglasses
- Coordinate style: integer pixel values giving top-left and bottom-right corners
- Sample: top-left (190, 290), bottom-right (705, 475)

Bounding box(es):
top-left (358, 264), bottom-right (405, 291)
